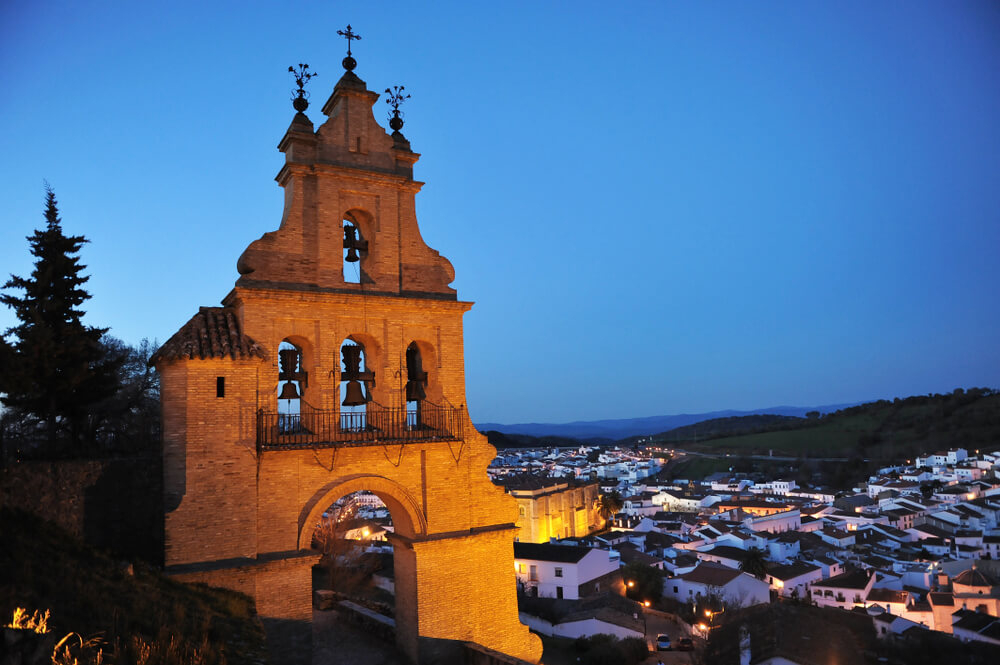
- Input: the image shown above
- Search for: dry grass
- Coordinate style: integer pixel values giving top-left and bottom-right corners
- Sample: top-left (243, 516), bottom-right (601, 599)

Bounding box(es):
top-left (0, 508), bottom-right (267, 665)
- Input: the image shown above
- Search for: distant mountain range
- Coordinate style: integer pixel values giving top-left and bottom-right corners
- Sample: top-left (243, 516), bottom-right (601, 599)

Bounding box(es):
top-left (476, 403), bottom-right (860, 442)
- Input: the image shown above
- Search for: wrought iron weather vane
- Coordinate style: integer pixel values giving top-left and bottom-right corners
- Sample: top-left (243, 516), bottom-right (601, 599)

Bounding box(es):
top-left (288, 63), bottom-right (317, 112)
top-left (385, 85), bottom-right (410, 132)
top-left (337, 24), bottom-right (362, 71)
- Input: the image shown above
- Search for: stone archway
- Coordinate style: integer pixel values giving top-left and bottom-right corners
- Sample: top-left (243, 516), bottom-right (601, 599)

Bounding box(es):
top-left (298, 473), bottom-right (426, 548)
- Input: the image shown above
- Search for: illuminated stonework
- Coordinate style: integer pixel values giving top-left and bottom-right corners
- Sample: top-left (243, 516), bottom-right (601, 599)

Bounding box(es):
top-left (153, 62), bottom-right (541, 664)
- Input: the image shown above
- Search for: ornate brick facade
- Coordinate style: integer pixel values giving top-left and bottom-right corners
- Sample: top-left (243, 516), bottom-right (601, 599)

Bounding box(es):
top-left (153, 59), bottom-right (541, 664)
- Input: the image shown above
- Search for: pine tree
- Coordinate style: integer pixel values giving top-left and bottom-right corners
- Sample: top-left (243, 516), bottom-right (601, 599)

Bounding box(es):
top-left (0, 185), bottom-right (118, 451)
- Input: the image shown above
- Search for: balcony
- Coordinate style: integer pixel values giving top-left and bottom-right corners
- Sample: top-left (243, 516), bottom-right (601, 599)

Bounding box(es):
top-left (256, 401), bottom-right (464, 451)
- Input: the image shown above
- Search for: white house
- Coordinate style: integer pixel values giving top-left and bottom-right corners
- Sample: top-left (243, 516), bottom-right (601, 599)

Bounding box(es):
top-left (663, 561), bottom-right (770, 608)
top-left (514, 542), bottom-right (618, 600)
top-left (766, 561), bottom-right (822, 599)
top-left (810, 569), bottom-right (876, 610)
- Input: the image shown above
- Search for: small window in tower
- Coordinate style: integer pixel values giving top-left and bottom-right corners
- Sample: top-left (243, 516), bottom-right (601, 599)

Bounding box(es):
top-left (216, 377), bottom-right (225, 398)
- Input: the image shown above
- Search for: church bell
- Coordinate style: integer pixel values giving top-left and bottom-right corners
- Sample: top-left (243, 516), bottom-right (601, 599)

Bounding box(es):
top-left (341, 344), bottom-right (374, 406)
top-left (342, 380), bottom-right (367, 406)
top-left (278, 381), bottom-right (300, 400)
top-left (343, 224), bottom-right (368, 263)
top-left (405, 378), bottom-right (426, 402)
top-left (278, 347), bottom-right (307, 386)
top-left (405, 344), bottom-right (427, 402)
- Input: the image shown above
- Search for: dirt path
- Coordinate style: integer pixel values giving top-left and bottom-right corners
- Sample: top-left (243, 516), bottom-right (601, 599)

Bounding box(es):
top-left (312, 608), bottom-right (406, 665)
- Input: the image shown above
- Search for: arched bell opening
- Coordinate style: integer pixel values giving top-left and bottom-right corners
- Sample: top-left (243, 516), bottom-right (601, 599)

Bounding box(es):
top-left (342, 213), bottom-right (368, 285)
top-left (340, 338), bottom-right (374, 431)
top-left (277, 340), bottom-right (307, 432)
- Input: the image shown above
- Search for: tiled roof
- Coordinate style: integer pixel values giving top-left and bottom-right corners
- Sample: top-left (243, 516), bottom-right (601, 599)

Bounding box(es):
top-left (953, 565), bottom-right (999, 588)
top-left (867, 588), bottom-right (909, 604)
top-left (767, 562), bottom-right (820, 581)
top-left (499, 474), bottom-right (568, 491)
top-left (679, 562), bottom-right (743, 587)
top-left (514, 542), bottom-right (593, 564)
top-left (811, 569), bottom-right (872, 591)
top-left (928, 592), bottom-right (954, 606)
top-left (151, 307), bottom-right (264, 363)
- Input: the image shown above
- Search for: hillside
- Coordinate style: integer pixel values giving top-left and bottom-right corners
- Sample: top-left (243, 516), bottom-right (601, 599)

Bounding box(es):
top-left (651, 388), bottom-right (1000, 461)
top-left (482, 430), bottom-right (611, 449)
top-left (476, 402), bottom-right (856, 441)
top-left (0, 507), bottom-right (267, 665)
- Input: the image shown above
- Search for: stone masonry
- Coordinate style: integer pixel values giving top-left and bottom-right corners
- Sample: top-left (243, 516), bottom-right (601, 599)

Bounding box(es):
top-left (151, 58), bottom-right (542, 664)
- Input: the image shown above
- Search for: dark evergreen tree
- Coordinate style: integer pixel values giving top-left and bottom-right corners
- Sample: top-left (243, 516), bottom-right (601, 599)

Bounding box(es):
top-left (738, 547), bottom-right (769, 580)
top-left (0, 185), bottom-right (119, 451)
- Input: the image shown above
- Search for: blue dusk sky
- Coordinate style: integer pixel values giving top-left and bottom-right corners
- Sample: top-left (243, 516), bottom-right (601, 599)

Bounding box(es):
top-left (1, 2), bottom-right (998, 424)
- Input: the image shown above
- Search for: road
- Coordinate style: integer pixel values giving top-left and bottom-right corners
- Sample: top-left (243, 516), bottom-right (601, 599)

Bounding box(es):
top-left (639, 609), bottom-right (698, 665)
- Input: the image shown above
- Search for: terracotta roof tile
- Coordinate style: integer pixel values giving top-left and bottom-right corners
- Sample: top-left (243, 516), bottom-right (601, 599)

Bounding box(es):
top-left (679, 561), bottom-right (744, 586)
top-left (150, 307), bottom-right (265, 363)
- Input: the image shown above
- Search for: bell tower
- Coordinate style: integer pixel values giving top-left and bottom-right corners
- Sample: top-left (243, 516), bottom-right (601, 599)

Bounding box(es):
top-left (154, 33), bottom-right (542, 665)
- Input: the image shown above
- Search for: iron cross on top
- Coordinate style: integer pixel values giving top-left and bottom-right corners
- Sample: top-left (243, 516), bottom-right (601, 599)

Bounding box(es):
top-left (337, 24), bottom-right (361, 56)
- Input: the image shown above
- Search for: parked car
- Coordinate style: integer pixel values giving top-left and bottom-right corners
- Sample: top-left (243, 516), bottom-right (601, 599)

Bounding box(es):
top-left (677, 637), bottom-right (694, 651)
top-left (656, 634), bottom-right (672, 651)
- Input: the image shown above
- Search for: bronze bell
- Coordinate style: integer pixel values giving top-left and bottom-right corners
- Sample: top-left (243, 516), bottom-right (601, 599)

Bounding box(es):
top-left (342, 345), bottom-right (363, 379)
top-left (405, 379), bottom-right (426, 402)
top-left (405, 344), bottom-right (427, 402)
top-left (278, 381), bottom-right (300, 400)
top-left (342, 380), bottom-right (367, 406)
top-left (343, 224), bottom-right (367, 263)
top-left (279, 348), bottom-right (299, 377)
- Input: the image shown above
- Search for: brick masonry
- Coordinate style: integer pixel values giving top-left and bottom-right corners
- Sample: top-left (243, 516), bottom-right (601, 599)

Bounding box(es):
top-left (155, 65), bottom-right (542, 664)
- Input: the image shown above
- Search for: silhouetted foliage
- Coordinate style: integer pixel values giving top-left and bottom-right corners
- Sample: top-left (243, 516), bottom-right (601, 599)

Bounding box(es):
top-left (739, 548), bottom-right (769, 581)
top-left (0, 187), bottom-right (120, 453)
top-left (573, 634), bottom-right (648, 665)
top-left (597, 490), bottom-right (624, 522)
top-left (622, 561), bottom-right (664, 603)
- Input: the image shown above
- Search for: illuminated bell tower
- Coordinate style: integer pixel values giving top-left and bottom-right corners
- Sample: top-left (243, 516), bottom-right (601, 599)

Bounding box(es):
top-left (154, 31), bottom-right (541, 665)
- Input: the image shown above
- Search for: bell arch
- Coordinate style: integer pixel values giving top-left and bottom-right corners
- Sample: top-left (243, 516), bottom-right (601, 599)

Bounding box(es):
top-left (297, 473), bottom-right (426, 549)
top-left (405, 339), bottom-right (442, 405)
top-left (276, 338), bottom-right (309, 414)
top-left (342, 209), bottom-right (372, 284)
top-left (339, 334), bottom-right (379, 410)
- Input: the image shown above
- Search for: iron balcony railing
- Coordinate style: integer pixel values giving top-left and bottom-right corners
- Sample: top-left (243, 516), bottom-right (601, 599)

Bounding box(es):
top-left (256, 401), bottom-right (464, 450)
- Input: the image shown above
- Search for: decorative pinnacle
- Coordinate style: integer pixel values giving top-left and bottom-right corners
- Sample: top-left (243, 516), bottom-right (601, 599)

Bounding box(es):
top-left (385, 85), bottom-right (410, 132)
top-left (288, 64), bottom-right (317, 112)
top-left (337, 24), bottom-right (362, 71)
